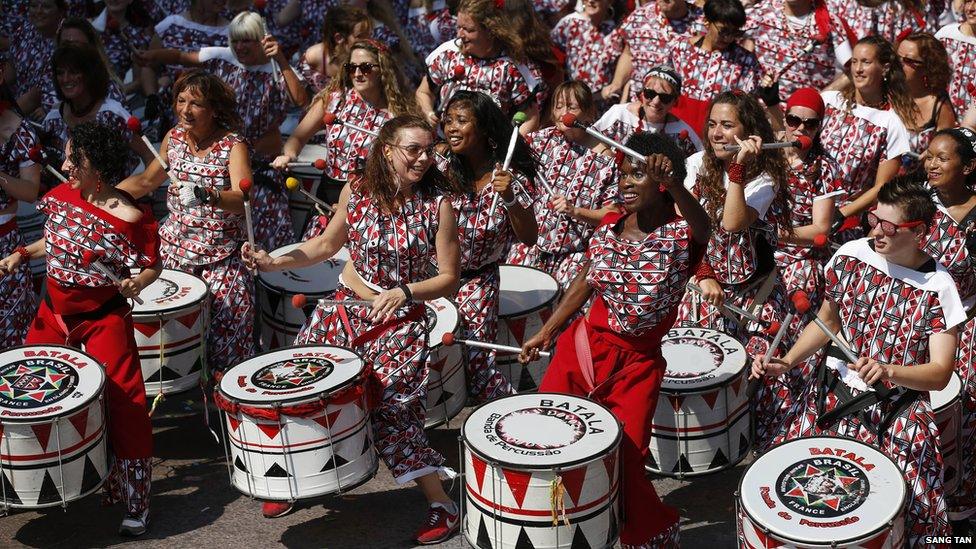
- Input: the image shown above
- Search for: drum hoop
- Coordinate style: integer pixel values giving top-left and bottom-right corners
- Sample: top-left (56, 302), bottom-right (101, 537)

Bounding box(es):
top-left (660, 328), bottom-right (748, 393)
top-left (737, 434), bottom-right (907, 545)
top-left (217, 344), bottom-right (367, 407)
top-left (132, 271), bottom-right (210, 317)
top-left (0, 344), bottom-right (106, 424)
top-left (932, 371), bottom-right (963, 414)
top-left (498, 264), bottom-right (561, 319)
top-left (461, 392), bottom-right (623, 471)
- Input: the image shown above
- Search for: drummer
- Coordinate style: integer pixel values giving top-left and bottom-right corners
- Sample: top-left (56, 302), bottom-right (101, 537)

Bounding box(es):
top-left (0, 122), bottom-right (160, 536)
top-left (243, 115), bottom-right (463, 543)
top-left (755, 177), bottom-right (964, 546)
top-left (520, 132), bottom-right (711, 547)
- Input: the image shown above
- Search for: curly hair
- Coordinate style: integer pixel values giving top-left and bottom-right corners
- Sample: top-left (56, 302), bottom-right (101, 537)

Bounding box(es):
top-left (68, 122), bottom-right (130, 185)
top-left (457, 0), bottom-right (529, 63)
top-left (624, 132), bottom-right (688, 206)
top-left (318, 40), bottom-right (418, 117)
top-left (841, 36), bottom-right (919, 132)
top-left (361, 115), bottom-right (451, 212)
top-left (700, 91), bottom-right (793, 232)
top-left (51, 43), bottom-right (110, 104)
top-left (899, 32), bottom-right (952, 96)
top-left (171, 70), bottom-right (243, 132)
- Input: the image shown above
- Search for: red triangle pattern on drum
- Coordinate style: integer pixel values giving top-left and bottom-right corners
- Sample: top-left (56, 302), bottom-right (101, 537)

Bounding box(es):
top-left (667, 395), bottom-right (683, 413)
top-left (176, 310), bottom-right (202, 330)
top-left (730, 376), bottom-right (743, 395)
top-left (861, 530), bottom-right (891, 549)
top-left (256, 422), bottom-right (282, 440)
top-left (701, 390), bottom-right (720, 409)
top-left (558, 467), bottom-right (587, 506)
top-left (471, 454), bottom-right (487, 492)
top-left (539, 308), bottom-right (552, 324)
top-left (429, 356), bottom-right (447, 373)
top-left (68, 408), bottom-right (89, 438)
top-left (502, 468), bottom-right (532, 508)
top-left (313, 409), bottom-right (342, 429)
top-left (505, 318), bottom-right (528, 346)
top-left (31, 423), bottom-right (53, 451)
top-left (227, 416), bottom-right (241, 432)
top-left (133, 322), bottom-right (161, 339)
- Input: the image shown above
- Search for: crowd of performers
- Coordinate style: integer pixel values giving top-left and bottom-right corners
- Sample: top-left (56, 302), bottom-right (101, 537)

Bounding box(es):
top-left (2, 0), bottom-right (976, 546)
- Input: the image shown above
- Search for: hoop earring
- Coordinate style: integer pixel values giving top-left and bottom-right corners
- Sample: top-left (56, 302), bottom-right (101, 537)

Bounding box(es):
top-left (96, 180), bottom-right (102, 193)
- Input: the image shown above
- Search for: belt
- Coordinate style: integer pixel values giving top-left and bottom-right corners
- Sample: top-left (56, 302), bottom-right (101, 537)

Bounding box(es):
top-left (460, 262), bottom-right (497, 280)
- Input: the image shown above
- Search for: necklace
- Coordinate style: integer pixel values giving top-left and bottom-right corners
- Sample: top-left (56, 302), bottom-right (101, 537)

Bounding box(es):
top-left (187, 128), bottom-right (222, 154)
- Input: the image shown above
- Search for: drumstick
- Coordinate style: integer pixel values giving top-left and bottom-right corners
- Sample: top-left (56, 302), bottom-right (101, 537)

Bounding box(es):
top-left (27, 147), bottom-right (68, 183)
top-left (322, 112), bottom-right (380, 138)
top-left (747, 292), bottom-right (811, 397)
top-left (291, 294), bottom-right (373, 309)
top-left (560, 113), bottom-right (645, 165)
top-left (239, 179), bottom-right (257, 273)
top-left (441, 332), bottom-right (551, 358)
top-left (265, 33), bottom-right (283, 85)
top-left (486, 111), bottom-right (528, 221)
top-left (686, 282), bottom-right (766, 324)
top-left (81, 250), bottom-right (144, 305)
top-left (127, 117), bottom-right (182, 184)
top-left (286, 158), bottom-right (327, 169)
top-left (285, 177), bottom-right (335, 213)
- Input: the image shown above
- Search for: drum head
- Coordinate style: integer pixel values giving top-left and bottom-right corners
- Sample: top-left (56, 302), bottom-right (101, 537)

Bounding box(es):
top-left (258, 244), bottom-right (350, 296)
top-left (133, 269), bottom-right (208, 315)
top-left (463, 393), bottom-right (621, 469)
top-left (0, 346), bottom-right (105, 422)
top-left (219, 346), bottom-right (364, 406)
top-left (660, 327), bottom-right (747, 391)
top-left (425, 298), bottom-right (459, 350)
top-left (931, 371), bottom-right (962, 413)
top-left (498, 265), bottom-right (560, 318)
top-left (739, 436), bottom-right (905, 546)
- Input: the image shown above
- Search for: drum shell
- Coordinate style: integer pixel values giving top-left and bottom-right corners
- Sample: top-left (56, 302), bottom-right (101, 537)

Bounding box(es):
top-left (736, 500), bottom-right (905, 549)
top-left (423, 299), bottom-right (466, 428)
top-left (15, 200), bottom-right (45, 293)
top-left (931, 372), bottom-right (962, 495)
top-left (495, 265), bottom-right (561, 392)
top-left (132, 287), bottom-right (208, 395)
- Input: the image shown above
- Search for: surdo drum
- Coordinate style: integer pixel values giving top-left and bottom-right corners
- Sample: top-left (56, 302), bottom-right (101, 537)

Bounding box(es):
top-left (931, 371), bottom-right (963, 495)
top-left (216, 346), bottom-right (377, 501)
top-left (132, 269), bottom-right (209, 395)
top-left (257, 244), bottom-right (349, 350)
top-left (648, 327), bottom-right (751, 476)
top-left (423, 298), bottom-right (466, 428)
top-left (462, 393), bottom-right (621, 549)
top-left (496, 265), bottom-right (561, 392)
top-left (0, 346), bottom-right (109, 509)
top-left (737, 436), bottom-right (906, 548)
top-left (286, 144), bottom-right (329, 236)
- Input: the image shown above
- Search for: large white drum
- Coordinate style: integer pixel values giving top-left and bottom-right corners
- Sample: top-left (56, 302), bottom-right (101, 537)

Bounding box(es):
top-left (932, 371), bottom-right (963, 495)
top-left (286, 144), bottom-right (329, 237)
top-left (423, 298), bottom-right (466, 428)
top-left (216, 346), bottom-right (377, 501)
top-left (0, 346), bottom-right (109, 509)
top-left (132, 269), bottom-right (209, 395)
top-left (648, 327), bottom-right (751, 477)
top-left (496, 265), bottom-right (561, 393)
top-left (737, 436), bottom-right (906, 548)
top-left (15, 200), bottom-right (45, 292)
top-left (462, 393), bottom-right (621, 549)
top-left (257, 244), bottom-right (349, 350)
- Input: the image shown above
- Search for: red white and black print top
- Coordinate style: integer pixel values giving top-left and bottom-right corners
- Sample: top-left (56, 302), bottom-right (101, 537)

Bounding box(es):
top-left (39, 184), bottom-right (159, 315)
top-left (155, 14), bottom-right (229, 62)
top-left (159, 128), bottom-right (245, 265)
top-left (526, 127), bottom-right (620, 255)
top-left (550, 12), bottom-right (622, 94)
top-left (922, 196), bottom-right (976, 306)
top-left (586, 212), bottom-right (701, 337)
top-left (42, 99), bottom-right (137, 175)
top-left (825, 0), bottom-right (926, 45)
top-left (313, 89), bottom-right (391, 182)
top-left (448, 172), bottom-right (535, 272)
top-left (936, 24), bottom-right (976, 116)
top-left (405, 0), bottom-right (455, 61)
top-left (425, 40), bottom-right (537, 115)
top-left (592, 104), bottom-right (703, 157)
top-left (0, 120), bottom-right (38, 212)
top-left (619, 2), bottom-right (704, 99)
top-left (8, 23), bottom-right (55, 98)
top-left (666, 39), bottom-right (763, 102)
top-left (774, 150), bottom-right (845, 265)
top-left (91, 9), bottom-right (153, 77)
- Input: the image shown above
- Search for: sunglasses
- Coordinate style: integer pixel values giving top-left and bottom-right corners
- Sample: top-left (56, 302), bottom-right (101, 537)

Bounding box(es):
top-left (784, 113), bottom-right (822, 129)
top-left (392, 143), bottom-right (436, 159)
top-left (897, 55), bottom-right (925, 69)
top-left (866, 210), bottom-right (925, 236)
top-left (344, 62), bottom-right (377, 75)
top-left (642, 89), bottom-right (678, 104)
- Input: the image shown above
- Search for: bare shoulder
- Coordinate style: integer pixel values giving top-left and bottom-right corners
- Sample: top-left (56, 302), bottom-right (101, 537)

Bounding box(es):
top-left (105, 191), bottom-right (144, 223)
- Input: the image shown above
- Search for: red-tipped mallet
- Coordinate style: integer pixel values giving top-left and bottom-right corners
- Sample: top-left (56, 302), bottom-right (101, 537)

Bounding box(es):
top-left (721, 135), bottom-right (812, 152)
top-left (486, 111), bottom-right (529, 220)
top-left (28, 146), bottom-right (68, 183)
top-left (239, 179), bottom-right (257, 272)
top-left (441, 332), bottom-right (550, 357)
top-left (290, 293), bottom-right (373, 310)
top-left (254, 0), bottom-right (267, 9)
top-left (284, 158), bottom-right (327, 169)
top-left (678, 129), bottom-right (689, 140)
top-left (686, 282), bottom-right (763, 324)
top-left (128, 116), bottom-right (180, 183)
top-left (747, 291), bottom-right (810, 397)
top-left (285, 177), bottom-right (335, 213)
top-left (562, 113), bottom-right (646, 165)
top-left (452, 65), bottom-right (465, 79)
top-left (82, 250), bottom-right (144, 304)
top-left (322, 111), bottom-right (379, 138)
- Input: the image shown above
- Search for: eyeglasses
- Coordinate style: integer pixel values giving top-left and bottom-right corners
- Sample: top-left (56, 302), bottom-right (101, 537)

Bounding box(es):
top-left (897, 55), bottom-right (925, 69)
top-left (784, 113), bottom-right (822, 129)
top-left (344, 62), bottom-right (377, 75)
top-left (392, 143), bottom-right (436, 159)
top-left (642, 89), bottom-right (678, 104)
top-left (866, 210), bottom-right (925, 236)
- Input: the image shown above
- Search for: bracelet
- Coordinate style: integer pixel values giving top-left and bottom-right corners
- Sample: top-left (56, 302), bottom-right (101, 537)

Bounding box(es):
top-left (15, 246), bottom-right (30, 262)
top-left (726, 162), bottom-right (745, 184)
top-left (694, 258), bottom-right (716, 281)
top-left (398, 283), bottom-right (413, 303)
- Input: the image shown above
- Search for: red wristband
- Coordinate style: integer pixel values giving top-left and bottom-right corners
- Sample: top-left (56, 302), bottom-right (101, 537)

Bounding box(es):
top-left (15, 246), bottom-right (31, 262)
top-left (727, 162), bottom-right (745, 184)
top-left (694, 258), bottom-right (716, 280)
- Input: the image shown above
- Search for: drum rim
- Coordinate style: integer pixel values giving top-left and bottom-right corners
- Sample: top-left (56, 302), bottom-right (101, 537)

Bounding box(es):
top-left (498, 264), bottom-right (561, 319)
top-left (256, 245), bottom-right (349, 289)
top-left (737, 434), bottom-right (907, 546)
top-left (0, 344), bottom-right (107, 423)
top-left (461, 392), bottom-right (623, 471)
top-left (217, 344), bottom-right (367, 407)
top-left (659, 327), bottom-right (748, 393)
top-left (931, 371), bottom-right (963, 414)
top-left (131, 269), bottom-right (210, 316)
top-left (425, 298), bottom-right (460, 351)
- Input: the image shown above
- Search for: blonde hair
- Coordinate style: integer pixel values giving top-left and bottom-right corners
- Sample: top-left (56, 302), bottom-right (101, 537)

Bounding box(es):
top-left (228, 11), bottom-right (268, 44)
top-left (316, 40), bottom-right (419, 117)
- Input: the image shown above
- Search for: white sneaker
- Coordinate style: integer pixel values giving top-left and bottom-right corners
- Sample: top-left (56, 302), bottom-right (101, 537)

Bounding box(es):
top-left (119, 509), bottom-right (150, 537)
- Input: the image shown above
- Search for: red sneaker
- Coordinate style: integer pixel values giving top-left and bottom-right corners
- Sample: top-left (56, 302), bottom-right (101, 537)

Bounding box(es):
top-left (414, 503), bottom-right (459, 545)
top-left (262, 501), bottom-right (294, 519)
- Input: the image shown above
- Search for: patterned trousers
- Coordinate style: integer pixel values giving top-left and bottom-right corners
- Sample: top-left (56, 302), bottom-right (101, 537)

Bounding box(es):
top-left (456, 268), bottom-right (514, 401)
top-left (102, 457), bottom-right (152, 516)
top-left (0, 227), bottom-right (36, 348)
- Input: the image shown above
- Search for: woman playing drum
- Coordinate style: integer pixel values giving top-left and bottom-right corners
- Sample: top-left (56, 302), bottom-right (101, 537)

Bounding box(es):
top-left (520, 132), bottom-right (711, 548)
top-left (0, 122), bottom-right (160, 536)
top-left (243, 115), bottom-right (462, 543)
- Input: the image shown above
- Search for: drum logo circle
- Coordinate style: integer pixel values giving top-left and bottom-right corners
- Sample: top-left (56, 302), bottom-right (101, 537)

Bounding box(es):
top-left (155, 278), bottom-right (180, 301)
top-left (776, 458), bottom-right (869, 518)
top-left (666, 337), bottom-right (724, 379)
top-left (252, 358), bottom-right (334, 390)
top-left (495, 407), bottom-right (586, 450)
top-left (0, 359), bottom-right (80, 409)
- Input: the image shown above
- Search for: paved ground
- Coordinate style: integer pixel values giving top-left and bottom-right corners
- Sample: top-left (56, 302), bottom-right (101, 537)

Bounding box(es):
top-left (0, 394), bottom-right (745, 548)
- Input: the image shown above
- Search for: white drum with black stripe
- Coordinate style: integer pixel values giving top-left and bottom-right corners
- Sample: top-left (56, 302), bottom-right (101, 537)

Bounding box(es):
top-left (0, 346), bottom-right (109, 509)
top-left (931, 371), bottom-right (963, 495)
top-left (648, 327), bottom-right (751, 476)
top-left (423, 298), bottom-right (466, 428)
top-left (737, 436), bottom-right (906, 548)
top-left (496, 265), bottom-right (561, 392)
top-left (217, 346), bottom-right (377, 501)
top-left (286, 144), bottom-right (329, 236)
top-left (132, 269), bottom-right (209, 395)
top-left (462, 393), bottom-right (621, 549)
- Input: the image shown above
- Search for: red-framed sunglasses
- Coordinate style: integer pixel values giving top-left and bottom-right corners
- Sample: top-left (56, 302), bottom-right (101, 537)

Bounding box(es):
top-left (866, 210), bottom-right (925, 236)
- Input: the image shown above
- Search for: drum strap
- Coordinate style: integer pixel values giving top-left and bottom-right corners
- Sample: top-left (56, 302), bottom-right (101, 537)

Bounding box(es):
top-left (342, 303), bottom-right (424, 348)
top-left (573, 320), bottom-right (596, 393)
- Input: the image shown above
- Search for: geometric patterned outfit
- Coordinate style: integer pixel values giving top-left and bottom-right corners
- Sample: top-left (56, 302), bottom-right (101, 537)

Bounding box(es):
top-left (403, 0), bottom-right (455, 61)
top-left (592, 103), bottom-right (703, 158)
top-left (936, 23), bottom-right (976, 117)
top-left (922, 195), bottom-right (976, 521)
top-left (424, 40), bottom-right (537, 115)
top-left (617, 1), bottom-right (704, 100)
top-left (91, 9), bottom-right (153, 77)
top-left (774, 239), bottom-right (965, 547)
top-left (505, 127), bottom-right (620, 290)
top-left (154, 14), bottom-right (229, 130)
top-left (41, 100), bottom-right (139, 182)
top-left (540, 212), bottom-right (704, 547)
top-left (27, 184), bottom-right (158, 518)
top-left (158, 128), bottom-right (254, 374)
top-left (550, 12), bottom-right (621, 97)
top-left (295, 184), bottom-right (446, 483)
top-left (824, 0), bottom-right (927, 45)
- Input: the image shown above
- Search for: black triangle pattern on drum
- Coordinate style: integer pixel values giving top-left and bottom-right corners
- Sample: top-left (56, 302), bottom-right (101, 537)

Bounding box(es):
top-left (80, 455), bottom-right (103, 494)
top-left (189, 356), bottom-right (203, 373)
top-left (0, 472), bottom-right (22, 506)
top-left (709, 448), bottom-right (729, 470)
top-left (518, 366), bottom-right (536, 392)
top-left (673, 454), bottom-right (693, 474)
top-left (514, 527), bottom-right (534, 549)
top-left (266, 291), bottom-right (281, 315)
top-left (607, 511), bottom-right (618, 544)
top-left (476, 515), bottom-right (492, 549)
top-left (739, 433), bottom-right (750, 454)
top-left (265, 463), bottom-right (291, 477)
top-left (361, 436), bottom-right (370, 457)
top-left (151, 365), bottom-right (183, 381)
top-left (320, 454), bottom-right (348, 471)
top-left (646, 452), bottom-right (657, 471)
top-left (235, 456), bottom-right (249, 473)
top-left (435, 389), bottom-right (453, 406)
top-left (571, 525), bottom-right (591, 549)
top-left (37, 470), bottom-right (61, 504)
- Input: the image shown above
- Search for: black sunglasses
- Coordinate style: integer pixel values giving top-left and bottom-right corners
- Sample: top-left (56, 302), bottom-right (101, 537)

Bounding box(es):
top-left (344, 62), bottom-right (377, 75)
top-left (642, 89), bottom-right (678, 104)
top-left (785, 113), bottom-right (822, 129)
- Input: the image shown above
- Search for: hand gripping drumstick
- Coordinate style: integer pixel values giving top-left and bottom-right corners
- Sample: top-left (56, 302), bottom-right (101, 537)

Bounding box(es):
top-left (805, 308), bottom-right (893, 400)
top-left (285, 177), bottom-right (335, 213)
top-left (486, 111), bottom-right (528, 221)
top-left (82, 250), bottom-right (144, 305)
top-left (441, 332), bottom-right (551, 358)
top-left (721, 135), bottom-right (812, 153)
top-left (239, 179), bottom-right (257, 273)
top-left (126, 117), bottom-right (182, 185)
top-left (322, 112), bottom-right (380, 138)
top-left (561, 113), bottom-right (645, 165)
top-left (291, 294), bottom-right (373, 309)
top-left (747, 291), bottom-right (811, 397)
top-left (27, 147), bottom-right (68, 183)
top-left (685, 282), bottom-right (771, 325)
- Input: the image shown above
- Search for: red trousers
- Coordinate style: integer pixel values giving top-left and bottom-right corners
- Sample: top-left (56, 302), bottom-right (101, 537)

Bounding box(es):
top-left (539, 317), bottom-right (679, 546)
top-left (26, 300), bottom-right (153, 459)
